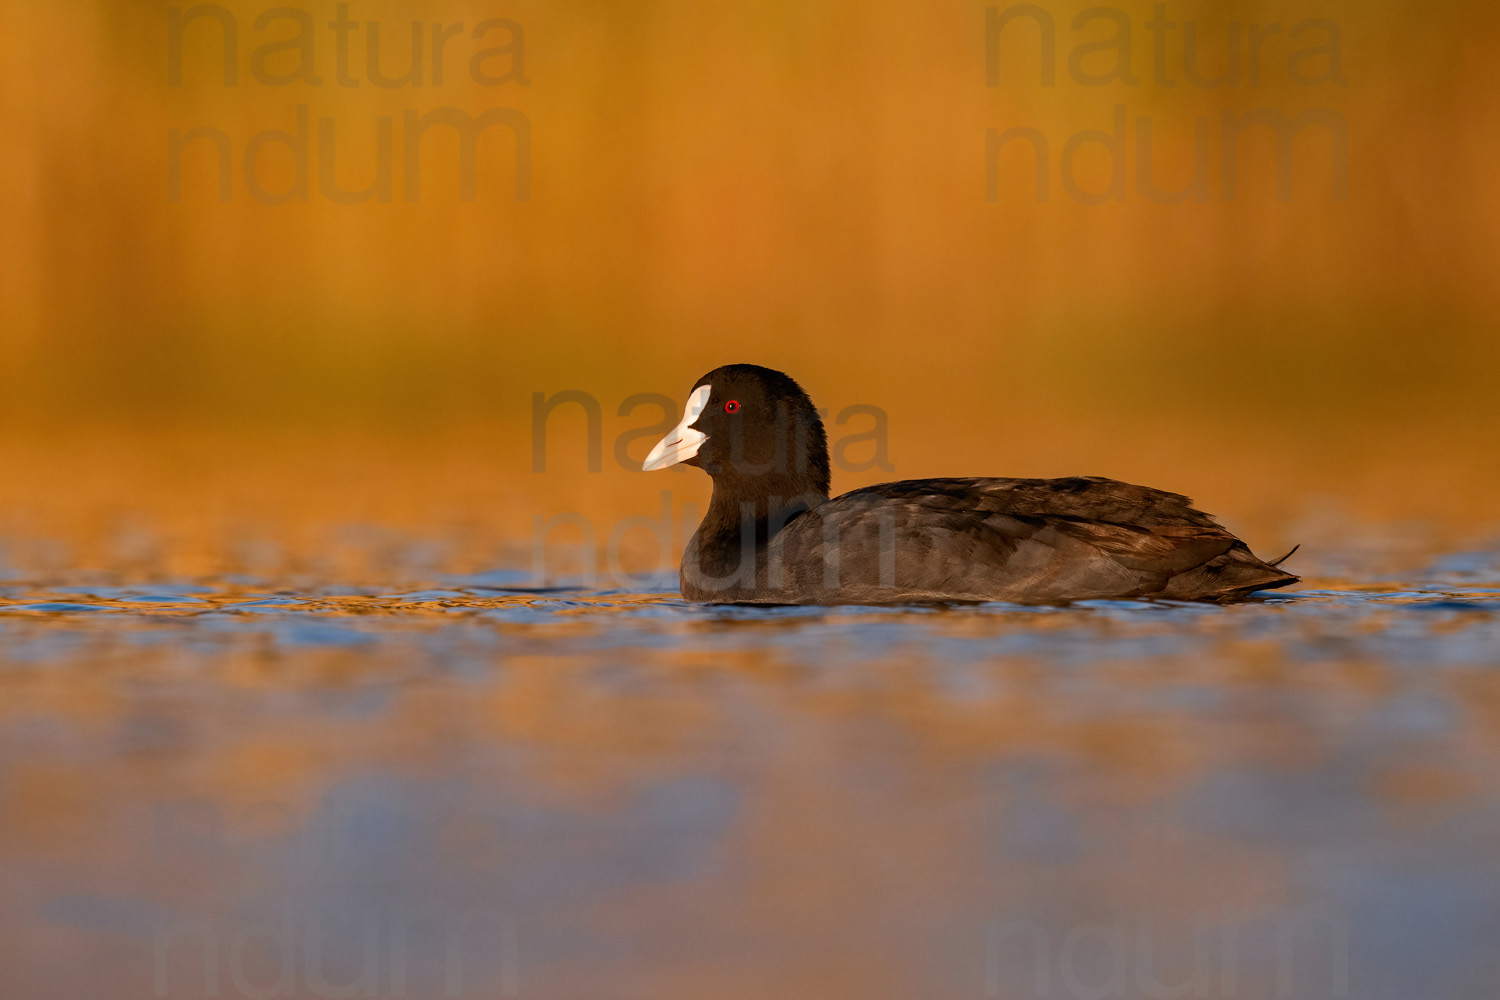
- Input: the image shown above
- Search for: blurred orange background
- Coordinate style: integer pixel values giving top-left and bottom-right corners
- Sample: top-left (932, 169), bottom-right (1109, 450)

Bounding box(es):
top-left (1, 0), bottom-right (1496, 581)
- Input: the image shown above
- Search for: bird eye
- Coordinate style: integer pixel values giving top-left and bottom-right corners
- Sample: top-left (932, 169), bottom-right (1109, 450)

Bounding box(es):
top-left (723, 400), bottom-right (740, 414)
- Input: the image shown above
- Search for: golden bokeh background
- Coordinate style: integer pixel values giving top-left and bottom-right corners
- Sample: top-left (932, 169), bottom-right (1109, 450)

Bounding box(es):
top-left (4, 9), bottom-right (1500, 997)
top-left (2, 0), bottom-right (1497, 580)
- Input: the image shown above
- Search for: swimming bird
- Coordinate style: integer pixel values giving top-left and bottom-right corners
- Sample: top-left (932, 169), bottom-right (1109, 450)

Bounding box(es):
top-left (643, 364), bottom-right (1299, 605)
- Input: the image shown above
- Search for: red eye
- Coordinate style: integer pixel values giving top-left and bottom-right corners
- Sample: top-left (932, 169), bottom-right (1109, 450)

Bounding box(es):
top-left (723, 400), bottom-right (740, 413)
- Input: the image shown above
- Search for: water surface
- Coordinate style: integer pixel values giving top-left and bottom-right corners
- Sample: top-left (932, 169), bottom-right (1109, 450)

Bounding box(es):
top-left (2, 547), bottom-right (1498, 999)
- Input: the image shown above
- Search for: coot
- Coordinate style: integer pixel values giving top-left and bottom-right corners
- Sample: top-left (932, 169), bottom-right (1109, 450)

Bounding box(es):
top-left (643, 364), bottom-right (1298, 604)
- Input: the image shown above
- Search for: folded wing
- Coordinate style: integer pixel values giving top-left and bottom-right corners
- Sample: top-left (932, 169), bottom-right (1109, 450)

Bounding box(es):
top-left (766, 477), bottom-right (1297, 603)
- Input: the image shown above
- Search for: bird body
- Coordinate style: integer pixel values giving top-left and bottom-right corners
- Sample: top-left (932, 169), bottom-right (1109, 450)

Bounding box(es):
top-left (644, 365), bottom-right (1297, 605)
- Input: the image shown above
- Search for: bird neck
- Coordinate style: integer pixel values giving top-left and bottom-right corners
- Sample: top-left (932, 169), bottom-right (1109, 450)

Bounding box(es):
top-left (704, 471), bottom-right (827, 533)
top-left (691, 472), bottom-right (828, 578)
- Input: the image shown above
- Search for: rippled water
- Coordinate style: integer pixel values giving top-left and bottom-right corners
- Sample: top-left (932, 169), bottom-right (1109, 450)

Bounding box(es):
top-left (3, 545), bottom-right (1499, 999)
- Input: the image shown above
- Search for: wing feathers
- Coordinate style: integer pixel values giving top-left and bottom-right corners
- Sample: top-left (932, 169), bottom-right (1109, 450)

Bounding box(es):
top-left (767, 477), bottom-right (1295, 603)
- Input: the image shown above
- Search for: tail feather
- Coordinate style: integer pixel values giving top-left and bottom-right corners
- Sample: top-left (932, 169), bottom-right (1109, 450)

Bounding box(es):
top-left (1158, 541), bottom-right (1300, 602)
top-left (1268, 544), bottom-right (1301, 568)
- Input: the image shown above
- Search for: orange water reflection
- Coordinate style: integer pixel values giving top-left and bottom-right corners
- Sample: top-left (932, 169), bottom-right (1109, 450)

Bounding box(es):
top-left (2, 558), bottom-right (1498, 998)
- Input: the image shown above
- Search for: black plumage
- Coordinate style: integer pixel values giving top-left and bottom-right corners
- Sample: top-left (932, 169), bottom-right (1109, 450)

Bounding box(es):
top-left (647, 364), bottom-right (1298, 605)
